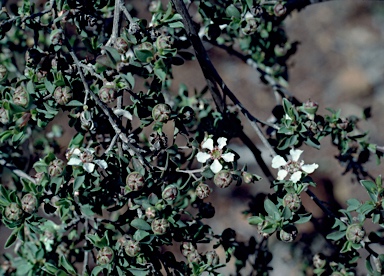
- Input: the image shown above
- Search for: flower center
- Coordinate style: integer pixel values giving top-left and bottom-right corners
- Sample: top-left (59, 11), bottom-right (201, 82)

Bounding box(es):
top-left (285, 160), bottom-right (303, 174)
top-left (211, 148), bottom-right (222, 159)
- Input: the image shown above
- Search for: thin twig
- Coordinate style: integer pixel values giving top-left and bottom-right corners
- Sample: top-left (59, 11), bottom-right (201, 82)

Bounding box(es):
top-left (306, 189), bottom-right (336, 218)
top-left (120, 1), bottom-right (134, 24)
top-left (69, 51), bottom-right (152, 170)
top-left (106, 0), bottom-right (121, 47)
top-left (172, 0), bottom-right (277, 158)
top-left (82, 218), bottom-right (89, 276)
top-left (105, 134), bottom-right (119, 154)
top-left (78, 63), bottom-right (104, 81)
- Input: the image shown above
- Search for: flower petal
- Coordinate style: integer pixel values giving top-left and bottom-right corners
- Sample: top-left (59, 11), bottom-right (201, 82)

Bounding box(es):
top-left (271, 155), bottom-right (287, 168)
top-left (67, 157), bottom-right (82, 166)
top-left (196, 152), bottom-right (211, 163)
top-left (217, 137), bottom-right (227, 150)
top-left (290, 171), bottom-right (302, 183)
top-left (201, 138), bottom-right (214, 151)
top-left (277, 169), bottom-right (288, 180)
top-left (83, 162), bottom-right (95, 173)
top-left (72, 148), bottom-right (82, 155)
top-left (290, 149), bottom-right (303, 162)
top-left (222, 152), bottom-right (234, 162)
top-left (285, 114), bottom-right (292, 120)
top-left (210, 159), bottom-right (222, 174)
top-left (94, 159), bottom-right (108, 169)
top-left (301, 163), bottom-right (319, 174)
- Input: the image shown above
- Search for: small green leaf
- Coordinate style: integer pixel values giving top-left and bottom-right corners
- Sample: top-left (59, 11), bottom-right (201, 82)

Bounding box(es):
top-left (5, 227), bottom-right (19, 248)
top-left (60, 255), bottom-right (77, 275)
top-left (248, 216), bottom-right (263, 225)
top-left (131, 218), bottom-right (151, 231)
top-left (74, 175), bottom-right (85, 191)
top-left (225, 4), bottom-right (241, 18)
top-left (133, 229), bottom-right (150, 241)
top-left (326, 231), bottom-right (345, 241)
top-left (264, 199), bottom-right (280, 220)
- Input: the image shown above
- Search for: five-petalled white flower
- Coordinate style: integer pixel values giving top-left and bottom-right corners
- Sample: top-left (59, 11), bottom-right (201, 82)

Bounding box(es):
top-left (271, 148), bottom-right (318, 183)
top-left (196, 137), bottom-right (234, 173)
top-left (67, 148), bottom-right (108, 173)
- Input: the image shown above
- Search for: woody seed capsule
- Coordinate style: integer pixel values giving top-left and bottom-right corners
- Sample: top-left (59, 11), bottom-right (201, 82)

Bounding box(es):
top-left (0, 108), bottom-right (9, 124)
top-left (213, 170), bottom-right (233, 188)
top-left (125, 171), bottom-right (145, 192)
top-left (162, 185), bottom-right (178, 201)
top-left (125, 240), bottom-right (141, 257)
top-left (97, 246), bottom-right (114, 265)
top-left (48, 159), bottom-right (65, 177)
top-left (5, 203), bottom-right (23, 221)
top-left (151, 218), bottom-right (169, 235)
top-left (283, 193), bottom-right (301, 212)
top-left (98, 84), bottom-right (116, 104)
top-left (196, 183), bottom-right (211, 199)
top-left (152, 103), bottom-right (172, 122)
top-left (53, 86), bottom-right (73, 105)
top-left (0, 65), bottom-right (7, 80)
top-left (13, 86), bottom-right (29, 107)
top-left (21, 193), bottom-right (38, 213)
top-left (346, 224), bottom-right (365, 243)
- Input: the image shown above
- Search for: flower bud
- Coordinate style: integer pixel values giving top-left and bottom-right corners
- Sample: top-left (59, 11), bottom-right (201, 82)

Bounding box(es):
top-left (152, 103), bottom-right (171, 122)
top-left (162, 185), bottom-right (178, 202)
top-left (50, 29), bottom-right (63, 45)
top-left (181, 242), bottom-right (196, 257)
top-left (156, 35), bottom-right (172, 50)
top-left (313, 253), bottom-right (326, 269)
top-left (213, 170), bottom-right (233, 188)
top-left (80, 110), bottom-right (94, 131)
top-left (278, 225), bottom-right (298, 242)
top-left (53, 86), bottom-right (73, 105)
top-left (205, 250), bottom-right (219, 266)
top-left (346, 224), bottom-right (365, 243)
top-left (0, 107), bottom-right (9, 124)
top-left (4, 203), bottom-right (23, 221)
top-left (302, 100), bottom-right (318, 115)
top-left (115, 37), bottom-right (129, 54)
top-left (125, 240), bottom-right (141, 257)
top-left (151, 218), bottom-right (169, 235)
top-left (149, 1), bottom-right (161, 13)
top-left (48, 159), bottom-right (65, 177)
top-left (0, 65), bottom-right (7, 81)
top-left (283, 193), bottom-right (301, 212)
top-left (187, 251), bottom-right (201, 264)
top-left (145, 206), bottom-right (156, 220)
top-left (242, 172), bottom-right (253, 184)
top-left (241, 18), bottom-right (258, 35)
top-left (98, 84), bottom-right (116, 103)
top-left (125, 172), bottom-right (145, 193)
top-left (97, 246), bottom-right (114, 265)
top-left (21, 193), bottom-right (38, 213)
top-left (274, 3), bottom-right (286, 17)
top-left (148, 131), bottom-right (168, 151)
top-left (13, 86), bottom-right (29, 107)
top-left (196, 183), bottom-right (211, 199)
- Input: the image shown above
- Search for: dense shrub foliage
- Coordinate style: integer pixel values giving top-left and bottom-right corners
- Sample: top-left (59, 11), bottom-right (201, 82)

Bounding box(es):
top-left (0, 0), bottom-right (384, 275)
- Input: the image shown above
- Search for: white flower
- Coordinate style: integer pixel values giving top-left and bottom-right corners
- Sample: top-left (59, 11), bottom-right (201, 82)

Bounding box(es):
top-left (271, 148), bottom-right (318, 183)
top-left (196, 137), bottom-right (235, 174)
top-left (67, 148), bottom-right (108, 173)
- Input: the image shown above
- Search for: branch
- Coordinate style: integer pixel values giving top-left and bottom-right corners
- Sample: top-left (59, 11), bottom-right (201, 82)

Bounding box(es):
top-left (69, 51), bottom-right (153, 170)
top-left (105, 0), bottom-right (121, 47)
top-left (306, 189), bottom-right (336, 218)
top-left (171, 0), bottom-right (277, 158)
